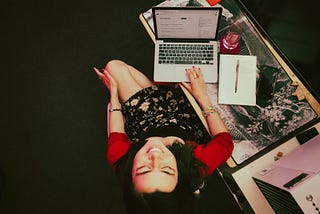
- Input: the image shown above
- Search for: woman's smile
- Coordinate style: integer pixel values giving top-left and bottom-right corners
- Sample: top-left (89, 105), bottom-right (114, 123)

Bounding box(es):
top-left (148, 147), bottom-right (162, 153)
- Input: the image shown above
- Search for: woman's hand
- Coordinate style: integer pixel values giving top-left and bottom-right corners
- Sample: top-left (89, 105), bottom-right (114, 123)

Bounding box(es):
top-left (181, 67), bottom-right (211, 108)
top-left (94, 67), bottom-right (118, 100)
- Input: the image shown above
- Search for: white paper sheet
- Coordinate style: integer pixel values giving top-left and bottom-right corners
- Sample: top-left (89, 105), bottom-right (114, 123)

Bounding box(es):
top-left (218, 54), bottom-right (257, 106)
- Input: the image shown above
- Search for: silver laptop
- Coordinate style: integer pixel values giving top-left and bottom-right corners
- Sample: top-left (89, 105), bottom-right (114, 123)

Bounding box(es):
top-left (152, 7), bottom-right (222, 83)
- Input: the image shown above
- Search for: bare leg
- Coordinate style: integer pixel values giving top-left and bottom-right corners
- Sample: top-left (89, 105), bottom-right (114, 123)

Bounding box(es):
top-left (105, 60), bottom-right (154, 102)
top-left (126, 64), bottom-right (154, 88)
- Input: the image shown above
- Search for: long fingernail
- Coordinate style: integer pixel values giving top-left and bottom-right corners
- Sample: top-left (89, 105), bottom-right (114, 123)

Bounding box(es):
top-left (93, 67), bottom-right (100, 73)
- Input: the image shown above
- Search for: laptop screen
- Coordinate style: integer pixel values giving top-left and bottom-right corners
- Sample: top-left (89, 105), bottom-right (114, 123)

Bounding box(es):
top-left (152, 7), bottom-right (222, 40)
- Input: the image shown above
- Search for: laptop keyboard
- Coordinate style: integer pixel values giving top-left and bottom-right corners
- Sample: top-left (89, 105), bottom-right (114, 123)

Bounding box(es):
top-left (158, 43), bottom-right (214, 65)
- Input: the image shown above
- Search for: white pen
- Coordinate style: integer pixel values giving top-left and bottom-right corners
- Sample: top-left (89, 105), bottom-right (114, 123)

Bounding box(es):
top-left (235, 59), bottom-right (239, 93)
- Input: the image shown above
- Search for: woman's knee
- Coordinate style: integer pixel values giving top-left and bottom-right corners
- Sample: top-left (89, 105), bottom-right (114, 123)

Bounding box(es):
top-left (105, 60), bottom-right (128, 75)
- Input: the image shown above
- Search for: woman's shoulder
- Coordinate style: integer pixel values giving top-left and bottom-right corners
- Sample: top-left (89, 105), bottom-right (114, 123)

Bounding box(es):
top-left (192, 132), bottom-right (234, 175)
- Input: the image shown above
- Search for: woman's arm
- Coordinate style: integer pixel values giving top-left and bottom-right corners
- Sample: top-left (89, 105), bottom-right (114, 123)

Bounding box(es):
top-left (181, 67), bottom-right (228, 136)
top-left (182, 68), bottom-right (234, 174)
top-left (108, 94), bottom-right (125, 133)
top-left (94, 68), bottom-right (125, 133)
top-left (194, 132), bottom-right (233, 175)
top-left (107, 132), bottom-right (131, 166)
top-left (195, 90), bottom-right (228, 136)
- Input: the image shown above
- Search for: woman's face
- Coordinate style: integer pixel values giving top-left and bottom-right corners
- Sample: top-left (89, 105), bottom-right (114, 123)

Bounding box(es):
top-left (132, 137), bottom-right (179, 193)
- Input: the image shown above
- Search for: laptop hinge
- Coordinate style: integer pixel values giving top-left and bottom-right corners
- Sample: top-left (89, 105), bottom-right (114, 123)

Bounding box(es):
top-left (162, 39), bottom-right (211, 43)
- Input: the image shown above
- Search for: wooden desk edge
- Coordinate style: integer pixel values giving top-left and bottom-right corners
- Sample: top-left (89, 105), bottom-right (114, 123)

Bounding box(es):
top-left (139, 14), bottom-right (156, 44)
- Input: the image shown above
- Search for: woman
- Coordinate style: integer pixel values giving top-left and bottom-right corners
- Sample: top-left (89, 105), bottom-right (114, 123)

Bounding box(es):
top-left (94, 60), bottom-right (234, 213)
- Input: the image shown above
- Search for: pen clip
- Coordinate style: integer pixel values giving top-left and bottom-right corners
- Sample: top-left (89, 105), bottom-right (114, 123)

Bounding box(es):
top-left (235, 59), bottom-right (239, 93)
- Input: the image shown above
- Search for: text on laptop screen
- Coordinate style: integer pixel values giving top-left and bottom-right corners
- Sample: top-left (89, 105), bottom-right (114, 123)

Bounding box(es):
top-left (154, 8), bottom-right (221, 40)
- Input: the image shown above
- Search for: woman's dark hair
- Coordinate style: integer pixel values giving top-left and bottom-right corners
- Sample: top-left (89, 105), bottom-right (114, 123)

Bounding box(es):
top-left (113, 140), bottom-right (207, 214)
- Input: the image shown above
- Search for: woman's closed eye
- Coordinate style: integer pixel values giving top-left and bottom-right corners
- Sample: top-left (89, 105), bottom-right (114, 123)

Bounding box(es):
top-left (136, 166), bottom-right (151, 175)
top-left (136, 166), bottom-right (175, 175)
top-left (161, 166), bottom-right (175, 175)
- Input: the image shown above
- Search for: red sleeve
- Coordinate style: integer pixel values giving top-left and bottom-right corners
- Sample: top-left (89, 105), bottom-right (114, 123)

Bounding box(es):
top-left (107, 132), bottom-right (131, 166)
top-left (193, 132), bottom-right (234, 176)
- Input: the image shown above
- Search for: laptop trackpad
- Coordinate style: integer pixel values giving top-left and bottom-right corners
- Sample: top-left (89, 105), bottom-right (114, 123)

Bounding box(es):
top-left (175, 66), bottom-right (189, 82)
